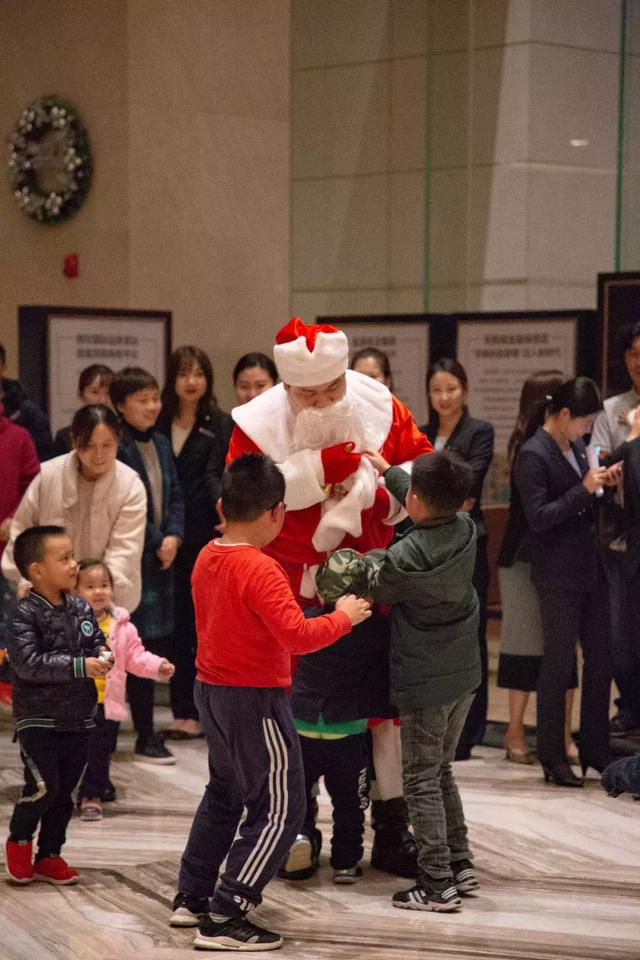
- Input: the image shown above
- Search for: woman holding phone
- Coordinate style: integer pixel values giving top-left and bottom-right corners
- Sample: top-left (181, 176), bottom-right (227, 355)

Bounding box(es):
top-left (515, 377), bottom-right (619, 787)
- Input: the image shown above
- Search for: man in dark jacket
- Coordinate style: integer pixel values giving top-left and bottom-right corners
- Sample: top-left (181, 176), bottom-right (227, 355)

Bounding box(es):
top-left (0, 343), bottom-right (53, 461)
top-left (363, 449), bottom-right (480, 914)
top-left (4, 525), bottom-right (110, 886)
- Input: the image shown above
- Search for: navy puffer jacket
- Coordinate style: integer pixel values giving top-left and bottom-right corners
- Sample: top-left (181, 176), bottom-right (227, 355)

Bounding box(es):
top-left (7, 592), bottom-right (103, 730)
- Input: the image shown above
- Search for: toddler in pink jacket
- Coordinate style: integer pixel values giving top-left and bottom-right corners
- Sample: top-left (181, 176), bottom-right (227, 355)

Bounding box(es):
top-left (75, 558), bottom-right (175, 820)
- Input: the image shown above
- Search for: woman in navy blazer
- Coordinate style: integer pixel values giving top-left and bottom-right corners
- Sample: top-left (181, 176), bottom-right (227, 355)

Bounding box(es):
top-left (515, 377), bottom-right (617, 787)
top-left (421, 358), bottom-right (494, 759)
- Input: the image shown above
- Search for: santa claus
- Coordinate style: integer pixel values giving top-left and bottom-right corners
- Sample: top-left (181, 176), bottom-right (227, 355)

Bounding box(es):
top-left (227, 317), bottom-right (432, 877)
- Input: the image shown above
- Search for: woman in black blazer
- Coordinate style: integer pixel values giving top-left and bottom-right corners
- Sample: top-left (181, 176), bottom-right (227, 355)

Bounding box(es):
top-left (421, 358), bottom-right (494, 759)
top-left (497, 371), bottom-right (579, 765)
top-left (157, 346), bottom-right (232, 739)
top-left (515, 377), bottom-right (618, 786)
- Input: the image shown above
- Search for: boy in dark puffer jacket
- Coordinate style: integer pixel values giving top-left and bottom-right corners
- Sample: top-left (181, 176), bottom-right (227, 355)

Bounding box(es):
top-left (3, 525), bottom-right (110, 886)
top-left (363, 449), bottom-right (480, 914)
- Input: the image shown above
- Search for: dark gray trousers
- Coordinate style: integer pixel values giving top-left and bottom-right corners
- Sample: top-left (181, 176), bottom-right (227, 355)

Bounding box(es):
top-left (400, 694), bottom-right (474, 881)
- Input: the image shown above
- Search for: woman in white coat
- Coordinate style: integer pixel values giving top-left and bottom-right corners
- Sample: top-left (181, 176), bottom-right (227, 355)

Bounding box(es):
top-left (2, 404), bottom-right (146, 613)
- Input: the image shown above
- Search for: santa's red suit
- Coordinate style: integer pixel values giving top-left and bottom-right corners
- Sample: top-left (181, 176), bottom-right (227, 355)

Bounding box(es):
top-left (227, 318), bottom-right (431, 879)
top-left (227, 322), bottom-right (431, 601)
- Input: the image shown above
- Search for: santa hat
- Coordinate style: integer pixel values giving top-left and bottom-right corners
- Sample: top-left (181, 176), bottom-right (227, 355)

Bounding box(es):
top-left (273, 317), bottom-right (348, 387)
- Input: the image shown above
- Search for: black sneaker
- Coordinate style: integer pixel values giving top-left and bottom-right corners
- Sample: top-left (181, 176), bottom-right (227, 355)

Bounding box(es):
top-left (193, 915), bottom-right (284, 951)
top-left (451, 859), bottom-right (479, 895)
top-left (392, 874), bottom-right (462, 912)
top-left (101, 780), bottom-right (116, 803)
top-left (134, 735), bottom-right (175, 765)
top-left (277, 832), bottom-right (321, 880)
top-left (169, 892), bottom-right (209, 927)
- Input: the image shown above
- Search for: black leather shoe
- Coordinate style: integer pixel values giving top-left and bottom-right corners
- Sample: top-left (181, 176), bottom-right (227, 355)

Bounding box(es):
top-left (609, 711), bottom-right (640, 738)
top-left (542, 763), bottom-right (583, 787)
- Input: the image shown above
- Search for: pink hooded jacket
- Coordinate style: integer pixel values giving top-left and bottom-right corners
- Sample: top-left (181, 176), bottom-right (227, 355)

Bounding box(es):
top-left (103, 606), bottom-right (167, 722)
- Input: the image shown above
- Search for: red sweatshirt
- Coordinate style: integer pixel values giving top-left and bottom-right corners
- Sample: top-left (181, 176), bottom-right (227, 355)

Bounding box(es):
top-left (193, 541), bottom-right (352, 687)
top-left (0, 416), bottom-right (39, 558)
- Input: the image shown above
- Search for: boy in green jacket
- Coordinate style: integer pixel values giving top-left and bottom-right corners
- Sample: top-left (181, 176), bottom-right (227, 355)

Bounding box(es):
top-left (324, 449), bottom-right (480, 912)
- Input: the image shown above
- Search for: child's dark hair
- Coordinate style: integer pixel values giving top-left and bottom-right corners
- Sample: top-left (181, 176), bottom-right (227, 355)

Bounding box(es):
top-left (78, 363), bottom-right (114, 396)
top-left (14, 525), bottom-right (67, 579)
top-left (70, 404), bottom-right (121, 449)
top-left (232, 352), bottom-right (278, 385)
top-left (77, 558), bottom-right (114, 587)
top-left (410, 451), bottom-right (473, 517)
top-left (110, 366), bottom-right (159, 407)
top-left (220, 454), bottom-right (285, 522)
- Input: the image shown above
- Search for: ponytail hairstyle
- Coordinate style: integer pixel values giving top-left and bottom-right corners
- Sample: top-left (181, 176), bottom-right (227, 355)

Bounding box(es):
top-left (522, 375), bottom-right (603, 445)
top-left (508, 370), bottom-right (565, 463)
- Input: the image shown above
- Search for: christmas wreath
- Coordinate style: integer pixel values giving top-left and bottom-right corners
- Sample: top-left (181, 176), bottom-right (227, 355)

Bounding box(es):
top-left (7, 95), bottom-right (92, 224)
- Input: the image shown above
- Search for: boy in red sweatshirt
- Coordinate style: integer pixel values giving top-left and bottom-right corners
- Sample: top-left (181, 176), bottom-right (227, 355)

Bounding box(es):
top-left (170, 453), bottom-right (370, 952)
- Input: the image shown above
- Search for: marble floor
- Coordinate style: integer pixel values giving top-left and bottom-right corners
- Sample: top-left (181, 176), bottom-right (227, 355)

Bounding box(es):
top-left (1, 701), bottom-right (640, 960)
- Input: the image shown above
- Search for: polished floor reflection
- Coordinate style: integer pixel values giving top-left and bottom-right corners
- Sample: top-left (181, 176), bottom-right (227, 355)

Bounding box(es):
top-left (2, 705), bottom-right (640, 960)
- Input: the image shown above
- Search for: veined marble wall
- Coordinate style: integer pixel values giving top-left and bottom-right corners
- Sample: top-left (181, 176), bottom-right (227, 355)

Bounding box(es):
top-left (291, 0), bottom-right (621, 320)
top-left (0, 0), bottom-right (290, 411)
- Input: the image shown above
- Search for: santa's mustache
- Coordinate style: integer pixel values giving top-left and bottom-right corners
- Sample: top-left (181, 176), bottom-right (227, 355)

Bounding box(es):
top-left (291, 396), bottom-right (365, 451)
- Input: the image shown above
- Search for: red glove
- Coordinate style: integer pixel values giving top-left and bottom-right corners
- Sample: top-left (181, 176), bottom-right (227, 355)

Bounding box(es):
top-left (321, 442), bottom-right (362, 484)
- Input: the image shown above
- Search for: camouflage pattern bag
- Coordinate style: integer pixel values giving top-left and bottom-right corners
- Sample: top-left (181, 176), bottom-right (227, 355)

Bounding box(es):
top-left (316, 547), bottom-right (383, 602)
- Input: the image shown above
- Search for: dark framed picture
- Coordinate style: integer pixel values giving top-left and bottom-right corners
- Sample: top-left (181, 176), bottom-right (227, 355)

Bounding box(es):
top-left (598, 272), bottom-right (640, 396)
top-left (18, 305), bottom-right (172, 432)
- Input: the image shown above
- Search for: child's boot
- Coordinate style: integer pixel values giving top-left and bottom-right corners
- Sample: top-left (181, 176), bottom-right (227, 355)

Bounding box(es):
top-left (34, 855), bottom-right (79, 885)
top-left (4, 839), bottom-right (34, 884)
top-left (370, 797), bottom-right (418, 878)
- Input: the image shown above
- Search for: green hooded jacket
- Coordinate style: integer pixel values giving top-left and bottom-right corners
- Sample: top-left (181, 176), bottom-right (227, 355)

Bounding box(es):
top-left (369, 466), bottom-right (481, 712)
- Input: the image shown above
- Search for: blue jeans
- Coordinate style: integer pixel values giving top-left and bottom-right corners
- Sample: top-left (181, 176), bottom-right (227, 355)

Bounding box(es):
top-left (400, 694), bottom-right (474, 881)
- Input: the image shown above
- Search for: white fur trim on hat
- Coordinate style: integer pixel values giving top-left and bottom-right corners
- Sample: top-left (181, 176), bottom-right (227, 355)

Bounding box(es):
top-left (274, 328), bottom-right (348, 387)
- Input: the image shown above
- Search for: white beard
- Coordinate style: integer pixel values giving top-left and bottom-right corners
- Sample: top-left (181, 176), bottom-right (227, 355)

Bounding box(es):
top-left (290, 395), bottom-right (367, 453)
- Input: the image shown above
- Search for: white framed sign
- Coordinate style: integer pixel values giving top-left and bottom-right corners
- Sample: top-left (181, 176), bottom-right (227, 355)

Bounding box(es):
top-left (46, 314), bottom-right (169, 432)
top-left (336, 321), bottom-right (430, 424)
top-left (457, 317), bottom-right (577, 504)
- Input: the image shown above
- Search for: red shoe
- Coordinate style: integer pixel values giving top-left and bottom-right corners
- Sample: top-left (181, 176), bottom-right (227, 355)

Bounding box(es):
top-left (4, 839), bottom-right (34, 884)
top-left (34, 855), bottom-right (79, 885)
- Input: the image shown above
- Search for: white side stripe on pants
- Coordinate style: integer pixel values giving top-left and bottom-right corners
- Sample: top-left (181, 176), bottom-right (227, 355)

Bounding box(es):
top-left (236, 718), bottom-right (289, 887)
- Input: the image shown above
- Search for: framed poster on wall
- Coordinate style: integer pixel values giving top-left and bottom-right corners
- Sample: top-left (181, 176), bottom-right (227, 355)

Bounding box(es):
top-left (18, 306), bottom-right (171, 432)
top-left (456, 315), bottom-right (579, 505)
top-left (321, 315), bottom-right (432, 425)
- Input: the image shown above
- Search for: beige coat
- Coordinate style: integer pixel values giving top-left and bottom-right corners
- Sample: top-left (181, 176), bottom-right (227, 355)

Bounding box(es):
top-left (1, 452), bottom-right (147, 613)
